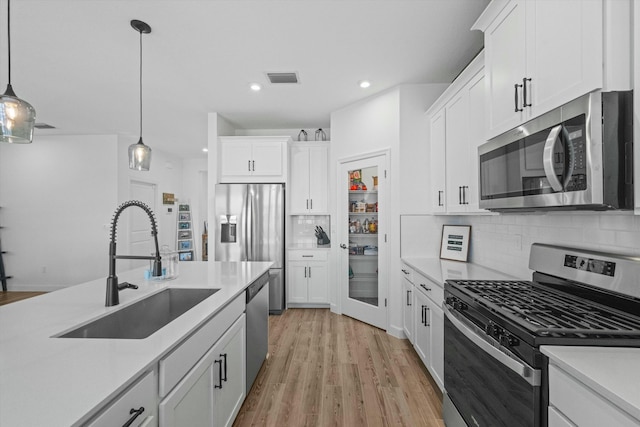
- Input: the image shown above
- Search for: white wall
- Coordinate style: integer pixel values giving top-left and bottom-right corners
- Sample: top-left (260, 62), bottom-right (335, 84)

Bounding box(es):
top-left (182, 158), bottom-right (208, 259)
top-left (330, 84), bottom-right (449, 337)
top-left (0, 134), bottom-right (118, 291)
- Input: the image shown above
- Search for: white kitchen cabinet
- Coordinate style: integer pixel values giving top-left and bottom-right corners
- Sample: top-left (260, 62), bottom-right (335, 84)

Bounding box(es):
top-left (88, 371), bottom-right (157, 427)
top-left (287, 250), bottom-right (329, 305)
top-left (289, 143), bottom-right (329, 214)
top-left (427, 51), bottom-right (488, 215)
top-left (412, 273), bottom-right (444, 391)
top-left (429, 109), bottom-right (447, 213)
top-left (218, 136), bottom-right (289, 183)
top-left (547, 364), bottom-right (639, 427)
top-left (159, 314), bottom-right (246, 427)
top-left (401, 265), bottom-right (414, 343)
top-left (475, 0), bottom-right (629, 139)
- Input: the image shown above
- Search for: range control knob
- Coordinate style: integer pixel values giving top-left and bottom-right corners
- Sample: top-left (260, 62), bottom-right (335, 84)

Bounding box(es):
top-left (501, 333), bottom-right (519, 347)
top-left (486, 322), bottom-right (501, 339)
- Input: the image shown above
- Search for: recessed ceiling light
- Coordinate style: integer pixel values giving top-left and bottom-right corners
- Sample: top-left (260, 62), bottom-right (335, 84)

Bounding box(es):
top-left (250, 83), bottom-right (262, 91)
top-left (359, 80), bottom-right (371, 89)
top-left (202, 147), bottom-right (209, 153)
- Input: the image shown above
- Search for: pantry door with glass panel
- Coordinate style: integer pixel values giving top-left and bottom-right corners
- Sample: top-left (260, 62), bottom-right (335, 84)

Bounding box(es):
top-left (338, 152), bottom-right (387, 329)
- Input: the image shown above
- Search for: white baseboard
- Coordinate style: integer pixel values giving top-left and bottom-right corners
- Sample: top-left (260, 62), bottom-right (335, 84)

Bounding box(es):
top-left (387, 324), bottom-right (406, 339)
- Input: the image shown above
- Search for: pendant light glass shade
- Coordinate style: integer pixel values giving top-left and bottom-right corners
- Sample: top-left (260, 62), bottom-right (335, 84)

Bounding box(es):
top-left (128, 19), bottom-right (152, 171)
top-left (1, 0), bottom-right (35, 144)
top-left (128, 137), bottom-right (152, 171)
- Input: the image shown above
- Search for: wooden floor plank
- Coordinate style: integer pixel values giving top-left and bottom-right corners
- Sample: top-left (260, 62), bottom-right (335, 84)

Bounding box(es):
top-left (233, 308), bottom-right (443, 427)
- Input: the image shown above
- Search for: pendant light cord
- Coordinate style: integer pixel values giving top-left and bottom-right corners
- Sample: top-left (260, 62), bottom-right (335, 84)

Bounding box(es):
top-left (6, 0), bottom-right (11, 85)
top-left (138, 28), bottom-right (143, 140)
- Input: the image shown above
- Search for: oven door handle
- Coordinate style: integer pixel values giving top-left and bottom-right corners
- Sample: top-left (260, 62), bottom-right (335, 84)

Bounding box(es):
top-left (543, 125), bottom-right (564, 192)
top-left (444, 306), bottom-right (541, 387)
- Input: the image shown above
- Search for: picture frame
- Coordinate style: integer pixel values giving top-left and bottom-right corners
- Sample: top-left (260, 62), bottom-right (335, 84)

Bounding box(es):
top-left (178, 204), bottom-right (189, 212)
top-left (178, 221), bottom-right (191, 230)
top-left (440, 225), bottom-right (471, 262)
top-left (179, 251), bottom-right (193, 261)
top-left (178, 230), bottom-right (192, 240)
top-left (179, 240), bottom-right (192, 250)
top-left (179, 212), bottom-right (191, 221)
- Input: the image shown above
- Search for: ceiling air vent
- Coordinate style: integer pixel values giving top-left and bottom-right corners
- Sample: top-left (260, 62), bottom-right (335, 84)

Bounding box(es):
top-left (34, 123), bottom-right (55, 129)
top-left (266, 72), bottom-right (299, 84)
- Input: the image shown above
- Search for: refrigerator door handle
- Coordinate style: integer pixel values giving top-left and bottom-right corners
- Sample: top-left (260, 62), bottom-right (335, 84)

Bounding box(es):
top-left (243, 187), bottom-right (251, 260)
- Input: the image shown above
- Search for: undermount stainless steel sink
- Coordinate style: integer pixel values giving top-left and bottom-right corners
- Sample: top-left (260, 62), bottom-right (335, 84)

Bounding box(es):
top-left (58, 288), bottom-right (220, 339)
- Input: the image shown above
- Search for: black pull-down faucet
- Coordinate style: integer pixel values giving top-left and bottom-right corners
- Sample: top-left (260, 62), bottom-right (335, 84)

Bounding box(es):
top-left (106, 200), bottom-right (162, 306)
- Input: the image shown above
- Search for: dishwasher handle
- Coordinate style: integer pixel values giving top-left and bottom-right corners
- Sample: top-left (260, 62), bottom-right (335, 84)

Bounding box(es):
top-left (246, 272), bottom-right (269, 303)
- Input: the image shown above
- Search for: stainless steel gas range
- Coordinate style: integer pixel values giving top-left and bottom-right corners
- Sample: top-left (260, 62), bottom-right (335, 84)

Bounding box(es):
top-left (442, 243), bottom-right (640, 427)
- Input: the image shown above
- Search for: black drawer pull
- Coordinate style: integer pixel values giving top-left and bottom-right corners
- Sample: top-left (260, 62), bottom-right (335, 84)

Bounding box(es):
top-left (221, 353), bottom-right (228, 382)
top-left (214, 359), bottom-right (223, 389)
top-left (122, 407), bottom-right (144, 427)
top-left (420, 284), bottom-right (432, 292)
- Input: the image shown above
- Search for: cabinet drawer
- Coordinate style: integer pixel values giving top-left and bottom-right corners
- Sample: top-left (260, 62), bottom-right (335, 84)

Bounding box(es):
top-left (548, 364), bottom-right (639, 427)
top-left (414, 274), bottom-right (444, 306)
top-left (88, 371), bottom-right (156, 427)
top-left (159, 294), bottom-right (244, 397)
top-left (400, 263), bottom-right (414, 284)
top-left (548, 406), bottom-right (576, 427)
top-left (288, 250), bottom-right (328, 261)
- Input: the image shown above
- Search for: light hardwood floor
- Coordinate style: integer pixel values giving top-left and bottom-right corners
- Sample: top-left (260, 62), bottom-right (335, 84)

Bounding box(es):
top-left (0, 291), bottom-right (46, 306)
top-left (234, 308), bottom-right (444, 427)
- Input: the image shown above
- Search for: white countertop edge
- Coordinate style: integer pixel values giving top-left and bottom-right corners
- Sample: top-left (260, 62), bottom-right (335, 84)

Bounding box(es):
top-left (401, 256), bottom-right (519, 286)
top-left (541, 346), bottom-right (640, 421)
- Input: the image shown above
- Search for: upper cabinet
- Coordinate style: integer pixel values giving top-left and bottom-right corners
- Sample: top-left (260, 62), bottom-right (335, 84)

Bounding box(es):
top-left (427, 52), bottom-right (489, 215)
top-left (219, 136), bottom-right (290, 183)
top-left (474, 0), bottom-right (632, 139)
top-left (289, 143), bottom-right (329, 214)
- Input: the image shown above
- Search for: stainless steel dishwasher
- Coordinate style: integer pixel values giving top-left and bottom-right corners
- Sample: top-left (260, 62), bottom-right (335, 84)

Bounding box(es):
top-left (245, 272), bottom-right (269, 394)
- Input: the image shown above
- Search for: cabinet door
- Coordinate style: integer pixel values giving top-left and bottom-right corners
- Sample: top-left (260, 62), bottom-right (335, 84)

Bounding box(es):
top-left (445, 90), bottom-right (469, 213)
top-left (252, 141), bottom-right (284, 176)
top-left (289, 146), bottom-right (311, 214)
top-left (89, 371), bottom-right (156, 427)
top-left (429, 108), bottom-right (447, 213)
top-left (526, 0), bottom-right (602, 118)
top-left (413, 290), bottom-right (430, 365)
top-left (308, 145), bottom-right (328, 213)
top-left (465, 71), bottom-right (486, 213)
top-left (159, 352), bottom-right (215, 427)
top-left (307, 262), bottom-right (328, 303)
top-left (402, 277), bottom-right (414, 343)
top-left (287, 262), bottom-right (308, 303)
top-left (426, 298), bottom-right (444, 391)
top-left (220, 141), bottom-right (253, 178)
top-left (213, 315), bottom-right (246, 427)
top-left (485, 0), bottom-right (527, 138)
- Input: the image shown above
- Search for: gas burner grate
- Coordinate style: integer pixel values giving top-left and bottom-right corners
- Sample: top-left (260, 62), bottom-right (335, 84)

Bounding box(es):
top-left (450, 280), bottom-right (640, 338)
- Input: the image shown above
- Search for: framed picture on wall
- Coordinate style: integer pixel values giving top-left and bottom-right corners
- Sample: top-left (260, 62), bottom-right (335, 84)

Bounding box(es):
top-left (178, 230), bottom-right (192, 240)
top-left (440, 225), bottom-right (471, 262)
top-left (179, 212), bottom-right (191, 221)
top-left (179, 251), bottom-right (193, 261)
top-left (179, 240), bottom-right (192, 250)
top-left (178, 222), bottom-right (191, 230)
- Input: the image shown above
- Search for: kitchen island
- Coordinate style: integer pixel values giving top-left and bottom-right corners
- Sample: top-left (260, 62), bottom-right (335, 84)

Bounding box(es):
top-left (0, 261), bottom-right (271, 427)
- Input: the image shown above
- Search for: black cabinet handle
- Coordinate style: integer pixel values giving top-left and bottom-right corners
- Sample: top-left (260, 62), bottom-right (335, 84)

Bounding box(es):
top-left (304, 267), bottom-right (307, 278)
top-left (462, 186), bottom-right (469, 205)
top-left (306, 199), bottom-right (309, 209)
top-left (308, 267), bottom-right (312, 278)
top-left (248, 160), bottom-right (251, 172)
top-left (122, 407), bottom-right (144, 427)
top-left (458, 186), bottom-right (462, 205)
top-left (406, 289), bottom-right (411, 306)
top-left (421, 305), bottom-right (425, 325)
top-left (214, 359), bottom-right (223, 389)
top-left (401, 269), bottom-right (409, 275)
top-left (310, 199), bottom-right (313, 210)
top-left (514, 83), bottom-right (523, 112)
top-left (420, 284), bottom-right (432, 292)
top-left (425, 307), bottom-right (430, 327)
top-left (438, 190), bottom-right (443, 207)
top-left (221, 353), bottom-right (228, 382)
top-left (523, 77), bottom-right (532, 107)
top-left (252, 160), bottom-right (255, 171)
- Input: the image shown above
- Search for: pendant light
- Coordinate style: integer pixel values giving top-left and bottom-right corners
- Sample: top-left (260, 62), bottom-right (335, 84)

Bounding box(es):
top-left (0, 0), bottom-right (35, 144)
top-left (128, 19), bottom-right (152, 171)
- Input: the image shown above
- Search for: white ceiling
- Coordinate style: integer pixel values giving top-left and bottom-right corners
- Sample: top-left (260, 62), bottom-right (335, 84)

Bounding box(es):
top-left (4, 0), bottom-right (488, 157)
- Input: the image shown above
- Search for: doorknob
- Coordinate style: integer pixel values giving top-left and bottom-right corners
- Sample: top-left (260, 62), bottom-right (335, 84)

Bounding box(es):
top-left (340, 244), bottom-right (347, 249)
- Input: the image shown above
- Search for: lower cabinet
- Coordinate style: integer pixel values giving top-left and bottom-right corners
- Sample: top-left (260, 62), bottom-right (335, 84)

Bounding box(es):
top-left (88, 370), bottom-right (157, 427)
top-left (412, 274), bottom-right (444, 391)
top-left (402, 276), bottom-right (414, 343)
top-left (159, 314), bottom-right (246, 427)
top-left (288, 250), bottom-right (329, 305)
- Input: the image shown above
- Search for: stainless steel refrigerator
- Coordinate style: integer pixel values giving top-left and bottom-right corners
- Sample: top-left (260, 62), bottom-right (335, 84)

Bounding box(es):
top-left (214, 183), bottom-right (285, 314)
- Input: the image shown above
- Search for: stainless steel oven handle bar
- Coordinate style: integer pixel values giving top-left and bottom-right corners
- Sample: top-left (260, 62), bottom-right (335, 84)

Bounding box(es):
top-left (444, 306), bottom-right (541, 387)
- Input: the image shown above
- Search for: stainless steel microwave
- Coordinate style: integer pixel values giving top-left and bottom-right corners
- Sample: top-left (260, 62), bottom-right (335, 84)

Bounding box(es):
top-left (478, 91), bottom-right (633, 211)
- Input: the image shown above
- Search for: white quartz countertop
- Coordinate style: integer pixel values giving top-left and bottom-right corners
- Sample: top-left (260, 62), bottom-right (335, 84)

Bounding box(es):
top-left (0, 261), bottom-right (271, 427)
top-left (401, 257), bottom-right (520, 285)
top-left (541, 346), bottom-right (640, 421)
